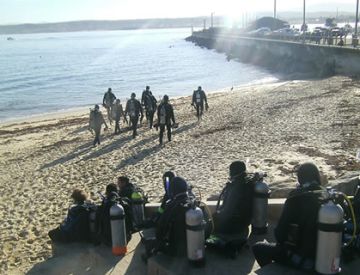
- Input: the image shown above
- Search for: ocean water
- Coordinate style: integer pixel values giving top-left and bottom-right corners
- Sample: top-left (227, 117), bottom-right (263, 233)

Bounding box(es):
top-left (0, 28), bottom-right (278, 122)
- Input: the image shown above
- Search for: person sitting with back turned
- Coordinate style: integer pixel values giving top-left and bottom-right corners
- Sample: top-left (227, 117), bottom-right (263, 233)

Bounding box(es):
top-left (48, 189), bottom-right (91, 243)
top-left (206, 161), bottom-right (254, 257)
top-left (213, 161), bottom-right (254, 235)
top-left (143, 177), bottom-right (190, 261)
top-left (157, 95), bottom-right (176, 145)
top-left (96, 183), bottom-right (132, 245)
top-left (141, 171), bottom-right (177, 230)
top-left (252, 162), bottom-right (326, 272)
top-left (118, 176), bottom-right (147, 231)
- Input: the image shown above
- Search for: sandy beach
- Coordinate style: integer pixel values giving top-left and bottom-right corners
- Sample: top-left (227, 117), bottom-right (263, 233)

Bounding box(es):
top-left (1, 76), bottom-right (360, 273)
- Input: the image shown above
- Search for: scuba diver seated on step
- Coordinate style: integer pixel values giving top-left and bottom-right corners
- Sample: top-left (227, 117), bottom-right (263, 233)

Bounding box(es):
top-left (252, 162), bottom-right (326, 271)
top-left (95, 183), bottom-right (133, 245)
top-left (206, 161), bottom-right (255, 257)
top-left (48, 189), bottom-right (91, 243)
top-left (117, 176), bottom-right (148, 231)
top-left (142, 176), bottom-right (190, 261)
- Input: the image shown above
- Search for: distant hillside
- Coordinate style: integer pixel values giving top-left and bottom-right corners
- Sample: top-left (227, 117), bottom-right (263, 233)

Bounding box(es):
top-left (0, 17), bottom-right (224, 35)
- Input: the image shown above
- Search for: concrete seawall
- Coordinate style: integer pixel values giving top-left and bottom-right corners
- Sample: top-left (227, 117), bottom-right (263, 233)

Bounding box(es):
top-left (187, 31), bottom-right (360, 77)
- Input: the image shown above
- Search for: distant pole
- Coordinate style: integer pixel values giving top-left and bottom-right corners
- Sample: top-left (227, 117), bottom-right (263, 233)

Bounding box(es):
top-left (274, 0), bottom-right (277, 18)
top-left (355, 0), bottom-right (359, 37)
top-left (203, 19), bottom-right (206, 30)
top-left (303, 0), bottom-right (306, 42)
top-left (211, 12), bottom-right (214, 28)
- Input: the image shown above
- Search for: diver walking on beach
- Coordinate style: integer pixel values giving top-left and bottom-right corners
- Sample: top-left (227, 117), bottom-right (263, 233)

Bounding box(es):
top-left (192, 86), bottom-right (208, 121)
top-left (89, 104), bottom-right (108, 146)
top-left (125, 93), bottom-right (143, 139)
top-left (112, 99), bottom-right (127, 135)
top-left (103, 88), bottom-right (116, 125)
top-left (157, 95), bottom-right (176, 145)
top-left (142, 86), bottom-right (157, 129)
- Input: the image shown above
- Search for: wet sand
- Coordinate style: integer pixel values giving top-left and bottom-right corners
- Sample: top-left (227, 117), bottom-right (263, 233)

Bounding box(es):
top-left (0, 76), bottom-right (359, 273)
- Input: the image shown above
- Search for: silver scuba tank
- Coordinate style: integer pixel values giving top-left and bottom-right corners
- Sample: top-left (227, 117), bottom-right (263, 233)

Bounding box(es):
top-left (252, 172), bottom-right (271, 235)
top-left (110, 203), bottom-right (127, 256)
top-left (186, 206), bottom-right (205, 265)
top-left (131, 191), bottom-right (145, 230)
top-left (89, 210), bottom-right (97, 235)
top-left (315, 200), bottom-right (344, 274)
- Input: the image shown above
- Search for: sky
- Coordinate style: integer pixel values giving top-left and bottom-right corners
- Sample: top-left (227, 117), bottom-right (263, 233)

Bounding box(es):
top-left (0, 0), bottom-right (358, 25)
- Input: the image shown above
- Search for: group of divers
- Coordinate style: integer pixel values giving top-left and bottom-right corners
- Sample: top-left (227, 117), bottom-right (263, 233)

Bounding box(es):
top-left (88, 86), bottom-right (208, 146)
top-left (48, 160), bottom-right (360, 274)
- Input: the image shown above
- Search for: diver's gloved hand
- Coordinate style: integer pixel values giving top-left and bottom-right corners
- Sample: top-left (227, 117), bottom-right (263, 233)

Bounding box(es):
top-left (205, 103), bottom-right (209, 111)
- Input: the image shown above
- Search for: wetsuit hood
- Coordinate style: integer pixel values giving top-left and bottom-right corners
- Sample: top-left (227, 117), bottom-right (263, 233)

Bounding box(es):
top-left (297, 162), bottom-right (321, 187)
top-left (229, 161), bottom-right (246, 178)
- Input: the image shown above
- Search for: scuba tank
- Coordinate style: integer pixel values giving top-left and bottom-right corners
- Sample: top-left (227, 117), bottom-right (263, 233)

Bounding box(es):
top-left (110, 203), bottom-right (127, 256)
top-left (129, 100), bottom-right (136, 118)
top-left (131, 190), bottom-right (145, 230)
top-left (195, 91), bottom-right (201, 104)
top-left (159, 105), bottom-right (166, 125)
top-left (88, 205), bottom-right (97, 238)
top-left (315, 197), bottom-right (344, 274)
top-left (186, 205), bottom-right (205, 266)
top-left (251, 172), bottom-right (271, 235)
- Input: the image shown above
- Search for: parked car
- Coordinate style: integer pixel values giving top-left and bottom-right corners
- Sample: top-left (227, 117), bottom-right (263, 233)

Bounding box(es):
top-left (248, 27), bottom-right (272, 37)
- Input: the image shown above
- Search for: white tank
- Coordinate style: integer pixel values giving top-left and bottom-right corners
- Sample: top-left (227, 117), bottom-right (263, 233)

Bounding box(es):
top-left (186, 206), bottom-right (205, 265)
top-left (110, 204), bottom-right (127, 256)
top-left (315, 201), bottom-right (344, 274)
top-left (252, 176), bottom-right (270, 234)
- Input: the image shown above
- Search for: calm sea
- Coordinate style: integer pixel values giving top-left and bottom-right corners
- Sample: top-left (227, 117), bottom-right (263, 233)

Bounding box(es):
top-left (0, 28), bottom-right (278, 122)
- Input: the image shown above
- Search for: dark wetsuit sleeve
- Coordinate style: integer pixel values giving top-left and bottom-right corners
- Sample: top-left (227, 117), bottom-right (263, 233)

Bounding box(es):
top-left (274, 199), bottom-right (292, 244)
top-left (124, 101), bottom-right (129, 117)
top-left (100, 113), bottom-right (105, 125)
top-left (202, 90), bottom-right (207, 104)
top-left (103, 93), bottom-right (106, 105)
top-left (192, 91), bottom-right (195, 104)
top-left (141, 91), bottom-right (145, 105)
top-left (157, 104), bottom-right (161, 122)
top-left (138, 101), bottom-right (144, 116)
top-left (170, 105), bottom-right (175, 124)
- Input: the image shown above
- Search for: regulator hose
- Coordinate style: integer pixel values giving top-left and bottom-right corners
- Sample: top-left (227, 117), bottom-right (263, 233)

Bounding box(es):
top-left (341, 193), bottom-right (357, 246)
top-left (194, 185), bottom-right (215, 235)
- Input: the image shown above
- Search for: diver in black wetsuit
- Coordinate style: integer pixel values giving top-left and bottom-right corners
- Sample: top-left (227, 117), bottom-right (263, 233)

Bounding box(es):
top-left (192, 86), bottom-right (208, 121)
top-left (103, 88), bottom-right (116, 124)
top-left (125, 93), bottom-right (143, 138)
top-left (157, 95), bottom-right (175, 145)
top-left (213, 161), bottom-right (254, 236)
top-left (143, 176), bottom-right (190, 261)
top-left (142, 87), bottom-right (157, 129)
top-left (252, 163), bottom-right (325, 272)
